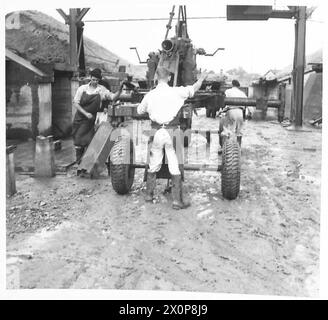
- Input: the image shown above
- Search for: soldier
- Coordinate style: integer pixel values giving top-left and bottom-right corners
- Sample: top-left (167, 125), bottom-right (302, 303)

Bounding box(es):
top-left (219, 79), bottom-right (249, 146)
top-left (137, 66), bottom-right (208, 209)
top-left (72, 68), bottom-right (123, 166)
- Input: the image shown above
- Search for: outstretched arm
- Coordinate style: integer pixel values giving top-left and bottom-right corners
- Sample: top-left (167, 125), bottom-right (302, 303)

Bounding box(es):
top-left (192, 71), bottom-right (209, 93)
top-left (111, 81), bottom-right (124, 101)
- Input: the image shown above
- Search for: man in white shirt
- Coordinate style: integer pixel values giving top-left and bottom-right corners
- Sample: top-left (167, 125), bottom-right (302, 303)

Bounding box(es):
top-left (137, 66), bottom-right (208, 210)
top-left (72, 68), bottom-right (123, 164)
top-left (221, 79), bottom-right (248, 146)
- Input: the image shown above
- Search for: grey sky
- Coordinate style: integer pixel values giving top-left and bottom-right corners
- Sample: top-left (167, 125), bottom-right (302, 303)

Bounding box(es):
top-left (4, 0), bottom-right (326, 74)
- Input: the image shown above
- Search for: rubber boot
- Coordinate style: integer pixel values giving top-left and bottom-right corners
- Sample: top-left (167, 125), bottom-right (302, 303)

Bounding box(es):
top-left (171, 175), bottom-right (190, 210)
top-left (237, 135), bottom-right (242, 147)
top-left (218, 133), bottom-right (227, 155)
top-left (145, 172), bottom-right (156, 202)
top-left (75, 146), bottom-right (84, 164)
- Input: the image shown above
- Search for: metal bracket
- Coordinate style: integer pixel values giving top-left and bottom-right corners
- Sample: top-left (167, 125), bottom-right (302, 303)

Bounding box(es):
top-left (204, 48), bottom-right (225, 56)
top-left (129, 47), bottom-right (147, 64)
top-left (76, 8), bottom-right (90, 23)
top-left (56, 9), bottom-right (69, 24)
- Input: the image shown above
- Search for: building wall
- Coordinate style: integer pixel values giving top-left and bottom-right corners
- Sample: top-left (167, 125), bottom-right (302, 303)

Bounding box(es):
top-left (6, 60), bottom-right (52, 140)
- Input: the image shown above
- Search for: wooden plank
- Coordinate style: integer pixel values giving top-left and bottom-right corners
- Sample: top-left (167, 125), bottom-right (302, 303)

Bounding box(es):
top-left (56, 9), bottom-right (69, 24)
top-left (78, 122), bottom-right (114, 176)
top-left (38, 83), bottom-right (52, 135)
top-left (6, 146), bottom-right (17, 196)
top-left (5, 49), bottom-right (49, 78)
top-left (53, 63), bottom-right (76, 72)
top-left (293, 6), bottom-right (307, 127)
top-left (69, 9), bottom-right (78, 70)
top-left (76, 8), bottom-right (90, 22)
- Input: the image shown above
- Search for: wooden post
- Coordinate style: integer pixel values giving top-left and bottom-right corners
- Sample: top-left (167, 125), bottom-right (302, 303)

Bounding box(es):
top-left (278, 83), bottom-right (286, 122)
top-left (34, 136), bottom-right (56, 177)
top-left (57, 8), bottom-right (89, 74)
top-left (6, 145), bottom-right (17, 197)
top-left (292, 6), bottom-right (306, 127)
top-left (38, 83), bottom-right (52, 136)
top-left (77, 20), bottom-right (86, 75)
top-left (69, 8), bottom-right (78, 70)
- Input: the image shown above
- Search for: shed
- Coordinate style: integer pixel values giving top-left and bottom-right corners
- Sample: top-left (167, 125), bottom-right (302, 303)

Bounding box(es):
top-left (5, 10), bottom-right (145, 141)
top-left (6, 49), bottom-right (53, 140)
top-left (6, 49), bottom-right (80, 140)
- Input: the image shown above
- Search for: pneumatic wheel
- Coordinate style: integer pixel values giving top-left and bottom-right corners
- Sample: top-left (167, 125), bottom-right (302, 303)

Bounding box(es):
top-left (110, 136), bottom-right (135, 194)
top-left (221, 137), bottom-right (241, 200)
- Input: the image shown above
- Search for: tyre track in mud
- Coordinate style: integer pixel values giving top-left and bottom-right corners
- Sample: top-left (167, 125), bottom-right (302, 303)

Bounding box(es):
top-left (7, 114), bottom-right (321, 296)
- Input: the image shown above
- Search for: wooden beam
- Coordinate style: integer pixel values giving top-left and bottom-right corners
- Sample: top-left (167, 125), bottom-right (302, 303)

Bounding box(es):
top-left (53, 62), bottom-right (76, 72)
top-left (270, 10), bottom-right (296, 19)
top-left (6, 49), bottom-right (48, 77)
top-left (76, 8), bottom-right (90, 23)
top-left (69, 8), bottom-right (78, 70)
top-left (56, 9), bottom-right (69, 24)
top-left (292, 6), bottom-right (307, 127)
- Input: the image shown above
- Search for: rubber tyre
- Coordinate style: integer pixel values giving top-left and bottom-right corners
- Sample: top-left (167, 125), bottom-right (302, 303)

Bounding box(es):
top-left (206, 108), bottom-right (211, 118)
top-left (110, 136), bottom-right (135, 194)
top-left (221, 137), bottom-right (241, 200)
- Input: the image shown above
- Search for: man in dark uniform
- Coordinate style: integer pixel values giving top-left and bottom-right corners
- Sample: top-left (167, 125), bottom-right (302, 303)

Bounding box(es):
top-left (72, 68), bottom-right (123, 164)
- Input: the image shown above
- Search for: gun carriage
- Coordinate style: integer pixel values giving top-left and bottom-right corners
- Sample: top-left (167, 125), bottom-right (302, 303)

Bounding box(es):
top-left (78, 5), bottom-right (285, 200)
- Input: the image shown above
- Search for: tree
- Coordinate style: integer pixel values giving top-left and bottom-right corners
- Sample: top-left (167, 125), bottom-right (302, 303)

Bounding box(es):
top-left (226, 66), bottom-right (261, 86)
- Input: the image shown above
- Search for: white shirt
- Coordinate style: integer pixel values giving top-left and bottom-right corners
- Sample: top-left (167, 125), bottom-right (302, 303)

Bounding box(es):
top-left (225, 86), bottom-right (247, 99)
top-left (73, 82), bottom-right (115, 104)
top-left (224, 86), bottom-right (247, 110)
top-left (137, 82), bottom-right (195, 124)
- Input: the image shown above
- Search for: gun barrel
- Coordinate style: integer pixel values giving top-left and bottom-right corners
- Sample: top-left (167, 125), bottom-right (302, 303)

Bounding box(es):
top-left (162, 39), bottom-right (175, 52)
top-left (224, 97), bottom-right (281, 108)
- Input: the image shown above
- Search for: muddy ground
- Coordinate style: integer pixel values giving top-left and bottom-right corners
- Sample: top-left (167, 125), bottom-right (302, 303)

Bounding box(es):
top-left (6, 110), bottom-right (322, 297)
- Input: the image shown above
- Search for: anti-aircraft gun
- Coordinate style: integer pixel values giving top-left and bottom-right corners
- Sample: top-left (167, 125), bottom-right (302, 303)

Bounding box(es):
top-left (132, 5), bottom-right (286, 123)
top-left (78, 5), bottom-right (280, 201)
top-left (130, 5), bottom-right (225, 145)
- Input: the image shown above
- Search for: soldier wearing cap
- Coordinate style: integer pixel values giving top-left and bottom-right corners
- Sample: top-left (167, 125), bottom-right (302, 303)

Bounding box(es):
top-left (220, 79), bottom-right (249, 146)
